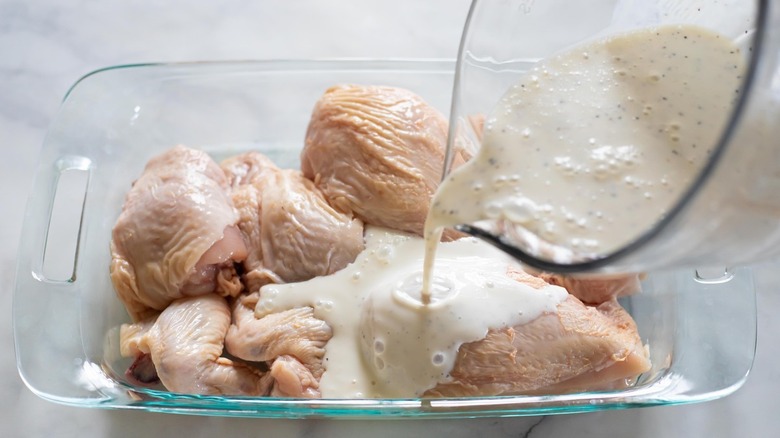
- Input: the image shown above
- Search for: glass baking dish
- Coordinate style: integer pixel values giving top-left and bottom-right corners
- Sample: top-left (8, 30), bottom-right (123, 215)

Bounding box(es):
top-left (13, 60), bottom-right (757, 418)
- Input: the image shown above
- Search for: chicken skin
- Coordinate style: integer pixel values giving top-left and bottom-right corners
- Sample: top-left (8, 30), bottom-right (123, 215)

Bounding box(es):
top-left (120, 294), bottom-right (272, 396)
top-left (110, 145), bottom-right (246, 321)
top-left (425, 270), bottom-right (650, 397)
top-left (301, 85), bottom-right (456, 238)
top-left (222, 152), bottom-right (364, 291)
top-left (225, 291), bottom-right (332, 382)
top-left (537, 272), bottom-right (642, 305)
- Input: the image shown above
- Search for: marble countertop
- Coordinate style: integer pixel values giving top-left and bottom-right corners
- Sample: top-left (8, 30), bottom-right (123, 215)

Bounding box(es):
top-left (2, 1), bottom-right (777, 436)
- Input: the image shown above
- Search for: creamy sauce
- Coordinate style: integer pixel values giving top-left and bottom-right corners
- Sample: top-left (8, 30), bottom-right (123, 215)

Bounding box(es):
top-left (256, 227), bottom-right (567, 398)
top-left (426, 25), bottom-right (745, 269)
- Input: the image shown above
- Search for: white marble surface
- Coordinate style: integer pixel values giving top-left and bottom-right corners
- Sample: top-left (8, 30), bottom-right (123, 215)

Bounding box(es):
top-left (2, 1), bottom-right (778, 437)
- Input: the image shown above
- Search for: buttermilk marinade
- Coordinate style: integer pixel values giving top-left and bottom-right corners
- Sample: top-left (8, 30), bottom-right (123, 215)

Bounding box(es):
top-left (425, 24), bottom-right (744, 276)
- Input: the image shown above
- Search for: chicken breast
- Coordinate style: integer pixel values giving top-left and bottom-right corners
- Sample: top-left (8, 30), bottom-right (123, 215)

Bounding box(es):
top-left (222, 153), bottom-right (364, 290)
top-left (110, 145), bottom-right (247, 321)
top-left (120, 294), bottom-right (272, 396)
top-left (301, 85), bottom-right (460, 238)
top-left (424, 268), bottom-right (650, 397)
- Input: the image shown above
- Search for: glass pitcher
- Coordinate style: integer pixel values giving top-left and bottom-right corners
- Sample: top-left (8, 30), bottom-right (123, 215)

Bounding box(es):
top-left (444, 0), bottom-right (780, 274)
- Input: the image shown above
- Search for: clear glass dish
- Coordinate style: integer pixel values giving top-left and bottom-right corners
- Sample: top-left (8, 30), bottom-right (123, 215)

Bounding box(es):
top-left (13, 60), bottom-right (757, 418)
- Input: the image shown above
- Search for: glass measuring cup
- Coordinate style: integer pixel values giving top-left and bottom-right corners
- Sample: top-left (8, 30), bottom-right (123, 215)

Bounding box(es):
top-left (442, 0), bottom-right (780, 274)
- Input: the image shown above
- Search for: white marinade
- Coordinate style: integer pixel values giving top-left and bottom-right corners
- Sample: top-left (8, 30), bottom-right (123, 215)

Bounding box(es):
top-left (256, 227), bottom-right (568, 398)
top-left (425, 24), bottom-right (745, 274)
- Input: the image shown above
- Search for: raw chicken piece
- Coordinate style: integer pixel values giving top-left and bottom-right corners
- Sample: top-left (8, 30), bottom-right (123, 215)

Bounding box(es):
top-left (221, 150), bottom-right (279, 189)
top-left (119, 317), bottom-right (155, 358)
top-left (110, 145), bottom-right (247, 321)
top-left (222, 152), bottom-right (283, 290)
top-left (261, 169), bottom-right (364, 283)
top-left (225, 292), bottom-right (332, 380)
top-left (120, 318), bottom-right (158, 384)
top-left (301, 85), bottom-right (461, 238)
top-left (537, 272), bottom-right (642, 305)
top-left (270, 355), bottom-right (321, 398)
top-left (120, 294), bottom-right (272, 396)
top-left (424, 271), bottom-right (650, 397)
top-left (222, 152), bottom-right (364, 289)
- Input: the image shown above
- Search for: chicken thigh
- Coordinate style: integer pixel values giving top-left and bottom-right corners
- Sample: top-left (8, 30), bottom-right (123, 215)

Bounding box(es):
top-left (222, 152), bottom-right (364, 290)
top-left (301, 85), bottom-right (458, 238)
top-left (270, 355), bottom-right (322, 398)
top-left (261, 169), bottom-right (364, 283)
top-left (111, 145), bottom-right (247, 321)
top-left (221, 150), bottom-right (279, 188)
top-left (221, 152), bottom-right (283, 289)
top-left (225, 291), bottom-right (332, 381)
top-left (120, 294), bottom-right (272, 396)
